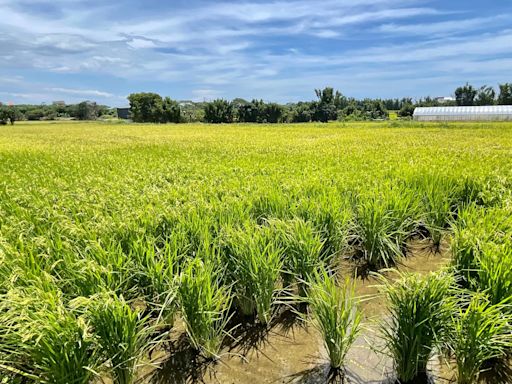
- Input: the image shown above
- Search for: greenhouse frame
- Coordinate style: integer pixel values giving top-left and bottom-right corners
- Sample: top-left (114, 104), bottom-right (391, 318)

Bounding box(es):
top-left (413, 106), bottom-right (512, 121)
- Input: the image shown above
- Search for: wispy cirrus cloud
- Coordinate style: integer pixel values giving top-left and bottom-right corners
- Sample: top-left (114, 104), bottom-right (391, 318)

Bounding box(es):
top-left (0, 0), bottom-right (511, 105)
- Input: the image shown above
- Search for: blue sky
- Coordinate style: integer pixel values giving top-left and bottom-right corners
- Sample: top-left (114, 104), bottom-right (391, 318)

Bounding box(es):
top-left (1, 0), bottom-right (511, 106)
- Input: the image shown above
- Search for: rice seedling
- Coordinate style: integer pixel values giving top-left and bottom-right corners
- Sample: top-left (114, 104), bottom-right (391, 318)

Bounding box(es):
top-left (305, 269), bottom-right (362, 370)
top-left (222, 225), bottom-right (282, 323)
top-left (178, 257), bottom-right (232, 359)
top-left (379, 271), bottom-right (454, 383)
top-left (448, 294), bottom-right (512, 384)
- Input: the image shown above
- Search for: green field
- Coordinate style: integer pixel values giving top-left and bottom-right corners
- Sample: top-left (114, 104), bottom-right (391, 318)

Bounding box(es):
top-left (1, 121), bottom-right (511, 383)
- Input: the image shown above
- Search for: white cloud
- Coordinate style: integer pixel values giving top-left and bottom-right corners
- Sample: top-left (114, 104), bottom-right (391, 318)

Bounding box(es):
top-left (47, 87), bottom-right (114, 98)
top-left (127, 38), bottom-right (157, 49)
top-left (0, 0), bottom-right (511, 104)
top-left (377, 15), bottom-right (510, 36)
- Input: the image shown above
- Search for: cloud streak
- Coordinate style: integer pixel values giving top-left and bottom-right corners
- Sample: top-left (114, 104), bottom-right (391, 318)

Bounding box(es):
top-left (0, 0), bottom-right (511, 104)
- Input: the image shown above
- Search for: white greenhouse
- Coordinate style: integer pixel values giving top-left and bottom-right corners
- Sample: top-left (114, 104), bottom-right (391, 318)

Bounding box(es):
top-left (413, 106), bottom-right (512, 121)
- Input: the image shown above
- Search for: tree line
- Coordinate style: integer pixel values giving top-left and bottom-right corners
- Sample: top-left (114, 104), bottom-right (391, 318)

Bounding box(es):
top-left (2, 82), bottom-right (512, 125)
top-left (127, 83), bottom-right (512, 124)
top-left (0, 101), bottom-right (113, 125)
top-left (127, 88), bottom-right (389, 124)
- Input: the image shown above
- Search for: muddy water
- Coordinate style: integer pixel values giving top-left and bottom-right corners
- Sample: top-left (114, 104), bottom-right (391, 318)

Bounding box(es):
top-left (145, 239), bottom-right (456, 384)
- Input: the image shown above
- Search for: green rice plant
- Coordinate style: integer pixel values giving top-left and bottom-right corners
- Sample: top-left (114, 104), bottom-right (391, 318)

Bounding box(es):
top-left (476, 243), bottom-right (512, 309)
top-left (293, 194), bottom-right (353, 260)
top-left (0, 287), bottom-right (100, 384)
top-left (178, 257), bottom-right (232, 359)
top-left (451, 205), bottom-right (512, 288)
top-left (415, 174), bottom-right (458, 250)
top-left (222, 225), bottom-right (282, 323)
top-left (82, 293), bottom-right (154, 384)
top-left (268, 218), bottom-right (324, 296)
top-left (353, 194), bottom-right (410, 270)
top-left (127, 236), bottom-right (180, 326)
top-left (448, 294), bottom-right (512, 384)
top-left (306, 269), bottom-right (361, 370)
top-left (379, 271), bottom-right (454, 383)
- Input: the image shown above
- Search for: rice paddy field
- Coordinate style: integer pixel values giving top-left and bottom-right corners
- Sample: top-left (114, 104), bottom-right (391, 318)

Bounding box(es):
top-left (0, 121), bottom-right (512, 384)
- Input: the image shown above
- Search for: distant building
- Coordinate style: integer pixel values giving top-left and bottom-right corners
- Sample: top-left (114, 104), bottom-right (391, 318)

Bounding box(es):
top-left (116, 107), bottom-right (131, 119)
top-left (413, 106), bottom-right (512, 121)
top-left (52, 101), bottom-right (66, 106)
top-left (434, 96), bottom-right (455, 104)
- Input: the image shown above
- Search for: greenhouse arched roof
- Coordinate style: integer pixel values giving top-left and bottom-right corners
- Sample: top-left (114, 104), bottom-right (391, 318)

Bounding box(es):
top-left (414, 106), bottom-right (512, 116)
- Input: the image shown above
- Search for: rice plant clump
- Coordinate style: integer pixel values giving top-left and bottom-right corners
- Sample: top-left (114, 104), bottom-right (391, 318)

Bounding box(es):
top-left (222, 225), bottom-right (282, 324)
top-left (380, 271), bottom-right (454, 383)
top-left (449, 294), bottom-right (512, 384)
top-left (178, 258), bottom-right (232, 359)
top-left (416, 175), bottom-right (458, 250)
top-left (451, 205), bottom-right (512, 289)
top-left (268, 218), bottom-right (325, 296)
top-left (306, 269), bottom-right (362, 370)
top-left (83, 292), bottom-right (154, 384)
top-left (0, 287), bottom-right (100, 384)
top-left (353, 193), bottom-right (412, 271)
top-left (477, 243), bottom-right (512, 309)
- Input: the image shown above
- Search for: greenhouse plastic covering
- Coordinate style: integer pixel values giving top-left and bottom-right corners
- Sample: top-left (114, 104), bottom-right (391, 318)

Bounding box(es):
top-left (413, 106), bottom-right (512, 121)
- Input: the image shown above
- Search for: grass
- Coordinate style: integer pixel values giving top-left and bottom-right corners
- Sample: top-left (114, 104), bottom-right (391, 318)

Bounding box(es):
top-left (0, 121), bottom-right (511, 380)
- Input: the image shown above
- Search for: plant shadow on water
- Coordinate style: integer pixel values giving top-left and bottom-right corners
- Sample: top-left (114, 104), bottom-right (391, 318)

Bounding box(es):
top-left (284, 363), bottom-right (402, 384)
top-left (148, 334), bottom-right (217, 384)
top-left (223, 306), bottom-right (305, 358)
top-left (479, 357), bottom-right (512, 384)
top-left (147, 308), bottom-right (308, 384)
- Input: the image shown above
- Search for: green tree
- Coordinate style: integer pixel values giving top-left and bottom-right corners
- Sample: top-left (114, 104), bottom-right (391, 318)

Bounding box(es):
top-left (127, 93), bottom-right (163, 123)
top-left (313, 87), bottom-right (341, 122)
top-left (262, 102), bottom-right (283, 123)
top-left (497, 83), bottom-right (512, 105)
top-left (398, 103), bottom-right (415, 118)
top-left (475, 86), bottom-right (496, 106)
top-left (161, 97), bottom-right (181, 123)
top-left (75, 101), bottom-right (99, 120)
top-left (0, 105), bottom-right (20, 124)
top-left (289, 102), bottom-right (313, 123)
top-left (455, 83), bottom-right (477, 106)
top-left (203, 99), bottom-right (234, 123)
top-left (237, 99), bottom-right (261, 123)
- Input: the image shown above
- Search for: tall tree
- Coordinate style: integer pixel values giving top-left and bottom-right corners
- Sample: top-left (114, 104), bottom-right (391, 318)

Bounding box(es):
top-left (314, 87), bottom-right (341, 122)
top-left (203, 99), bottom-right (234, 123)
top-left (75, 101), bottom-right (99, 120)
top-left (475, 86), bottom-right (496, 106)
top-left (127, 93), bottom-right (163, 123)
top-left (455, 83), bottom-right (477, 106)
top-left (497, 83), bottom-right (512, 105)
top-left (0, 105), bottom-right (20, 124)
top-left (161, 97), bottom-right (181, 123)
